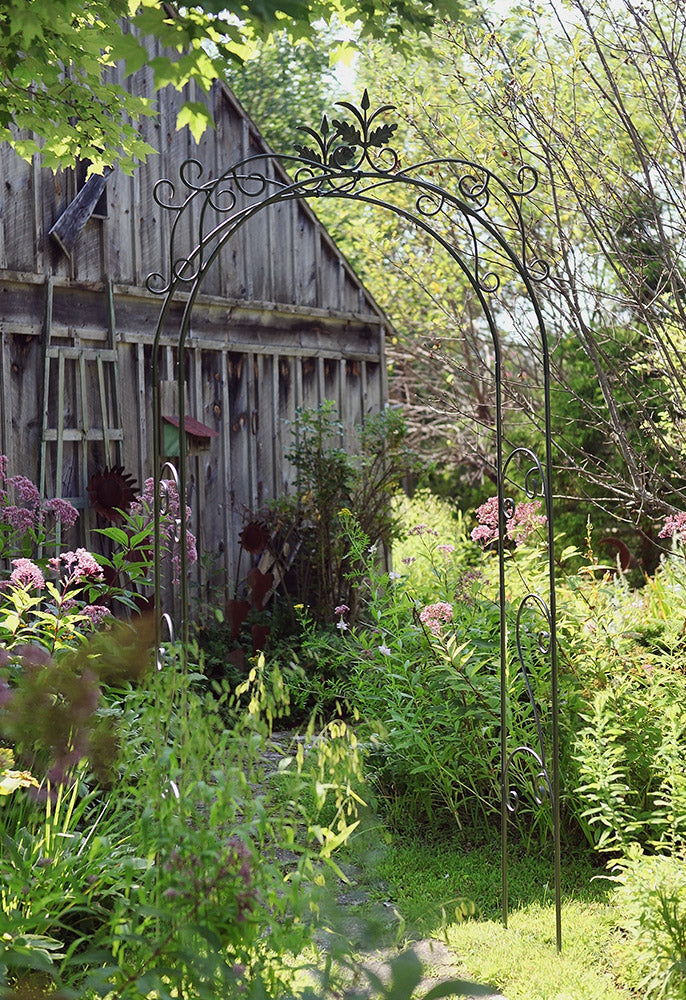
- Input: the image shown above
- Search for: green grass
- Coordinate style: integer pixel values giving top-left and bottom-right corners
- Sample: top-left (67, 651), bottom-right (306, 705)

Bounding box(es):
top-left (372, 837), bottom-right (612, 928)
top-left (443, 901), bottom-right (626, 1000)
top-left (338, 829), bottom-right (631, 1000)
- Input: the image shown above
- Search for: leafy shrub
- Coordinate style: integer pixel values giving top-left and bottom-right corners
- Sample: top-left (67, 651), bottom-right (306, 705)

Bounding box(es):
top-left (262, 401), bottom-right (421, 621)
top-left (612, 845), bottom-right (686, 1000)
top-left (283, 496), bottom-right (558, 839)
top-left (573, 671), bottom-right (686, 852)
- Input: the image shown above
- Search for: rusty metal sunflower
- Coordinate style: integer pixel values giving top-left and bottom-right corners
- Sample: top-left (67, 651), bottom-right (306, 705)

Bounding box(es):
top-left (88, 465), bottom-right (139, 522)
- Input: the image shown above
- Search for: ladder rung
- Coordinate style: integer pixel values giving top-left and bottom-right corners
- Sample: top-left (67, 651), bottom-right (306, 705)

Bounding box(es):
top-left (43, 428), bottom-right (124, 442)
top-left (46, 347), bottom-right (118, 361)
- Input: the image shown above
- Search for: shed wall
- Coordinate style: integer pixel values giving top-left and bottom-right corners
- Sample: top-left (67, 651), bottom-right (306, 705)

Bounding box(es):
top-left (0, 51), bottom-right (389, 605)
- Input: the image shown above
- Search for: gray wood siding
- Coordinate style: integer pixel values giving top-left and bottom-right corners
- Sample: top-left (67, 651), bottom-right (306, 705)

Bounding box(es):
top-left (0, 39), bottom-right (389, 603)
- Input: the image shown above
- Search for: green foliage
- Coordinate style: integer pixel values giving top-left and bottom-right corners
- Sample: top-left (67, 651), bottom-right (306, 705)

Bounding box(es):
top-left (611, 846), bottom-right (686, 1000)
top-left (224, 28), bottom-right (339, 156)
top-left (0, 0), bottom-right (468, 171)
top-left (265, 401), bottom-right (421, 621)
top-left (0, 767), bottom-right (138, 987)
top-left (335, 0), bottom-right (686, 532)
top-left (572, 669), bottom-right (686, 853)
top-left (277, 490), bottom-right (556, 838)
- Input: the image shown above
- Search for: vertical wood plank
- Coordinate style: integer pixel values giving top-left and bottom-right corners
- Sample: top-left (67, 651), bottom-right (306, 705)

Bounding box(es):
top-left (317, 356), bottom-right (325, 406)
top-left (0, 209), bottom-right (6, 270)
top-left (0, 334), bottom-right (12, 468)
top-left (271, 352), bottom-right (280, 497)
top-left (361, 360), bottom-right (368, 418)
top-left (55, 352), bottom-right (65, 507)
top-left (221, 348), bottom-right (234, 596)
top-left (278, 355), bottom-right (296, 494)
top-left (136, 342), bottom-right (148, 487)
top-left (32, 156), bottom-right (44, 275)
top-left (78, 353), bottom-right (89, 510)
top-left (246, 352), bottom-right (258, 510)
top-left (193, 345), bottom-right (205, 596)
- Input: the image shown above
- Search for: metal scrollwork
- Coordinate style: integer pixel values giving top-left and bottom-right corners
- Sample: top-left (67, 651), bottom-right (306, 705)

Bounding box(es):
top-left (503, 447), bottom-right (548, 508)
top-left (505, 746), bottom-right (553, 812)
top-left (147, 89), bottom-right (561, 950)
top-left (294, 88), bottom-right (399, 174)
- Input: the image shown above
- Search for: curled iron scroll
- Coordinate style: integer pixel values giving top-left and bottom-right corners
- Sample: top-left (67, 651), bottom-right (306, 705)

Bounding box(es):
top-left (503, 590), bottom-right (553, 814)
top-left (502, 446), bottom-right (548, 509)
top-left (505, 745), bottom-right (553, 813)
top-left (159, 460), bottom-right (183, 545)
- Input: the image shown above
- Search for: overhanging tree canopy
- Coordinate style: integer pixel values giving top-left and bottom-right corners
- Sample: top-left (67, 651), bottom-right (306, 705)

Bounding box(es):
top-left (0, 0), bottom-right (467, 172)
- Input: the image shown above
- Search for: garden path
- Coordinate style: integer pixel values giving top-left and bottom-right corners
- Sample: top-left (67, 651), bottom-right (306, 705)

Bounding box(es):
top-left (267, 733), bottom-right (506, 1000)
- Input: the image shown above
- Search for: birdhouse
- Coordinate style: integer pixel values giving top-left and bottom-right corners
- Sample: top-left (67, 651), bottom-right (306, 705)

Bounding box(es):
top-left (162, 414), bottom-right (219, 458)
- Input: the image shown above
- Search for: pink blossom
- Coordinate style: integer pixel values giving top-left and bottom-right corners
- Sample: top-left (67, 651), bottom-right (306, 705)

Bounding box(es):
top-left (659, 511), bottom-right (686, 540)
top-left (2, 505), bottom-right (38, 533)
top-left (53, 548), bottom-right (103, 582)
top-left (9, 558), bottom-right (45, 590)
top-left (437, 543), bottom-right (455, 555)
top-left (7, 475), bottom-right (40, 508)
top-left (419, 601), bottom-right (454, 635)
top-left (402, 556), bottom-right (416, 566)
top-left (0, 455), bottom-right (7, 482)
top-left (130, 478), bottom-right (197, 581)
top-left (82, 605), bottom-right (112, 627)
top-left (471, 496), bottom-right (546, 547)
top-left (43, 497), bottom-right (79, 528)
top-left (334, 604), bottom-right (350, 616)
top-left (409, 523), bottom-right (439, 537)
top-left (454, 569), bottom-right (484, 607)
top-left (508, 501), bottom-right (547, 546)
top-left (187, 532), bottom-right (198, 565)
top-left (471, 496), bottom-right (500, 545)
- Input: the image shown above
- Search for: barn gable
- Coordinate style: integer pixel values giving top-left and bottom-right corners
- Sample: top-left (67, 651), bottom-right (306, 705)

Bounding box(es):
top-left (0, 50), bottom-right (388, 599)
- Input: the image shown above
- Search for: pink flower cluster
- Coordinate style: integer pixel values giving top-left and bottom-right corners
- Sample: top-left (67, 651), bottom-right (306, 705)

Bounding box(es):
top-left (659, 511), bottom-right (686, 540)
top-left (49, 548), bottom-right (103, 583)
top-left (129, 478), bottom-right (198, 584)
top-left (9, 558), bottom-right (45, 590)
top-left (409, 524), bottom-right (439, 537)
top-left (82, 605), bottom-right (112, 627)
top-left (43, 497), bottom-right (80, 528)
top-left (471, 496), bottom-right (547, 547)
top-left (419, 601), bottom-right (454, 635)
top-left (508, 501), bottom-right (548, 546)
top-left (0, 457), bottom-right (79, 534)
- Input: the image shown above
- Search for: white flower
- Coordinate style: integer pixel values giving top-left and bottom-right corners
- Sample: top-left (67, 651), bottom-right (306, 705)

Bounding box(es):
top-left (388, 571), bottom-right (402, 581)
top-left (336, 620), bottom-right (349, 631)
top-left (378, 644), bottom-right (392, 655)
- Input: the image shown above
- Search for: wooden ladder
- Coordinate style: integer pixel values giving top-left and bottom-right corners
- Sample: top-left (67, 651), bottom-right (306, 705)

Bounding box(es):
top-left (39, 276), bottom-right (124, 546)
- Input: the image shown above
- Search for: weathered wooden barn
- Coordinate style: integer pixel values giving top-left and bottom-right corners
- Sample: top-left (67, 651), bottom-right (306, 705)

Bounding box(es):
top-left (0, 49), bottom-right (389, 601)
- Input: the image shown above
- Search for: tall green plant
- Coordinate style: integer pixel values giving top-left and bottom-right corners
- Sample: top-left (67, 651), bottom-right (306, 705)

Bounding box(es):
top-left (267, 401), bottom-right (420, 620)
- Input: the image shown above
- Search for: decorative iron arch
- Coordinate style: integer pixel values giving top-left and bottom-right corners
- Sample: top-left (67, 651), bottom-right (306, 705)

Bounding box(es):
top-left (147, 91), bottom-right (562, 950)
